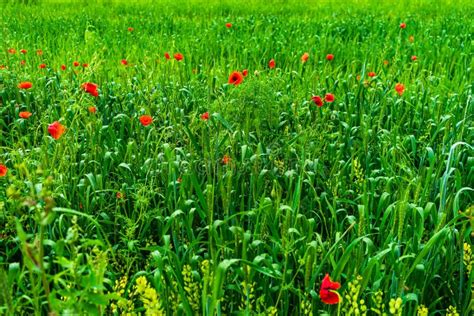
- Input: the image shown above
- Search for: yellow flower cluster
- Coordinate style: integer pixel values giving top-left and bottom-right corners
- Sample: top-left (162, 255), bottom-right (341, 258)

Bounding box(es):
top-left (300, 298), bottom-right (312, 316)
top-left (266, 306), bottom-right (278, 315)
top-left (464, 242), bottom-right (472, 275)
top-left (388, 297), bottom-right (403, 315)
top-left (182, 264), bottom-right (200, 313)
top-left (371, 290), bottom-right (386, 315)
top-left (133, 276), bottom-right (164, 316)
top-left (344, 275), bottom-right (367, 315)
top-left (200, 259), bottom-right (213, 290)
top-left (416, 304), bottom-right (428, 316)
top-left (110, 275), bottom-right (135, 316)
top-left (168, 280), bottom-right (179, 315)
top-left (446, 305), bottom-right (459, 316)
top-left (240, 280), bottom-right (256, 311)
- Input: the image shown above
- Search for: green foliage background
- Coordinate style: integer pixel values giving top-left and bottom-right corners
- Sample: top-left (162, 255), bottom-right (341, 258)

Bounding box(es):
top-left (0, 0), bottom-right (473, 315)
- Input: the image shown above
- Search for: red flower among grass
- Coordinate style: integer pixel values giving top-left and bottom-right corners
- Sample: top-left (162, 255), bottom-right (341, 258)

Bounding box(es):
top-left (139, 115), bottom-right (153, 126)
top-left (395, 83), bottom-right (405, 96)
top-left (311, 96), bottom-right (324, 107)
top-left (411, 55), bottom-right (417, 61)
top-left (301, 52), bottom-right (309, 63)
top-left (73, 61), bottom-right (80, 67)
top-left (61, 65), bottom-right (66, 71)
top-left (121, 59), bottom-right (128, 65)
top-left (116, 191), bottom-right (124, 199)
top-left (128, 27), bottom-right (134, 32)
top-left (228, 71), bottom-right (244, 85)
top-left (400, 22), bottom-right (406, 29)
top-left (20, 60), bottom-right (26, 66)
top-left (8, 48), bottom-right (16, 54)
top-left (222, 155), bottom-right (231, 165)
top-left (39, 63), bottom-right (46, 69)
top-left (82, 82), bottom-right (99, 97)
top-left (320, 274), bottom-right (341, 305)
top-left (82, 63), bottom-right (89, 68)
top-left (48, 121), bottom-right (66, 140)
top-left (326, 54), bottom-right (334, 61)
top-left (174, 53), bottom-right (184, 61)
top-left (19, 111), bottom-right (32, 119)
top-left (325, 93), bottom-right (335, 103)
top-left (18, 82), bottom-right (33, 89)
top-left (242, 69), bottom-right (248, 77)
top-left (36, 49), bottom-right (43, 56)
top-left (226, 23), bottom-right (232, 28)
top-left (164, 52), bottom-right (171, 60)
top-left (0, 164), bottom-right (7, 177)
top-left (368, 71), bottom-right (376, 77)
top-left (20, 49), bottom-right (27, 54)
top-left (268, 59), bottom-right (275, 69)
top-left (88, 106), bottom-right (97, 114)
top-left (200, 112), bottom-right (209, 121)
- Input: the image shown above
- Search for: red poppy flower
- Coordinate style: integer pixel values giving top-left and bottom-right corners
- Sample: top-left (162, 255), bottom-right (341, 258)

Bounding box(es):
top-left (325, 93), bottom-right (335, 103)
top-left (326, 54), bottom-right (334, 61)
top-left (81, 82), bottom-right (99, 97)
top-left (368, 72), bottom-right (376, 77)
top-left (411, 55), bottom-right (417, 61)
top-left (174, 53), bottom-right (184, 61)
top-left (319, 274), bottom-right (341, 305)
top-left (19, 111), bottom-right (32, 119)
top-left (88, 106), bottom-right (97, 114)
top-left (73, 61), bottom-right (80, 67)
top-left (128, 27), bottom-right (134, 32)
top-left (222, 155), bottom-right (231, 165)
top-left (383, 60), bottom-right (389, 66)
top-left (139, 115), bottom-right (153, 126)
top-left (311, 96), bottom-right (323, 107)
top-left (48, 121), bottom-right (66, 140)
top-left (116, 191), bottom-right (124, 199)
top-left (18, 82), bottom-right (33, 89)
top-left (200, 112), bottom-right (209, 120)
top-left (0, 164), bottom-right (7, 177)
top-left (301, 52), bottom-right (309, 63)
top-left (226, 23), bottom-right (232, 28)
top-left (82, 63), bottom-right (88, 68)
top-left (268, 59), bottom-right (275, 69)
top-left (228, 71), bottom-right (244, 85)
top-left (39, 63), bottom-right (46, 69)
top-left (8, 48), bottom-right (16, 54)
top-left (60, 64), bottom-right (66, 71)
top-left (242, 69), bottom-right (248, 77)
top-left (20, 49), bottom-right (27, 54)
top-left (20, 60), bottom-right (26, 66)
top-left (395, 83), bottom-right (405, 96)
top-left (164, 52), bottom-right (171, 60)
top-left (36, 49), bottom-right (43, 56)
top-left (121, 59), bottom-right (128, 65)
top-left (400, 22), bottom-right (406, 29)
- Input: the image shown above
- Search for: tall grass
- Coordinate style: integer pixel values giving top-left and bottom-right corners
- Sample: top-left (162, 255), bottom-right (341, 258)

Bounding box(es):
top-left (0, 0), bottom-right (473, 315)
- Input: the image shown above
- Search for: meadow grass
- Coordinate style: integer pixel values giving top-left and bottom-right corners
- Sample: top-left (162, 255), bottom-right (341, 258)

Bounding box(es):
top-left (0, 0), bottom-right (473, 315)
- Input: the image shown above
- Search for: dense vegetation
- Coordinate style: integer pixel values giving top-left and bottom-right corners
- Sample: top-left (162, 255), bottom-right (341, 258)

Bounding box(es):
top-left (0, 0), bottom-right (473, 315)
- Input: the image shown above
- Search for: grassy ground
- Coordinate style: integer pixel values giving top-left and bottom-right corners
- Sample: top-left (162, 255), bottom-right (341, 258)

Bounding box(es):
top-left (0, 0), bottom-right (473, 315)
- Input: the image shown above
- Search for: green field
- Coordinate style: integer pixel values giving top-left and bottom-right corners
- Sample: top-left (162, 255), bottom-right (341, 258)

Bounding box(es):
top-left (0, 0), bottom-right (473, 315)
